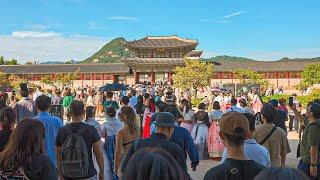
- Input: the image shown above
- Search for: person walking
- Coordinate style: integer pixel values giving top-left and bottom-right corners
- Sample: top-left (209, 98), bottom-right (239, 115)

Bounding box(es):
top-left (102, 107), bottom-right (124, 180)
top-left (62, 90), bottom-right (74, 122)
top-left (121, 112), bottom-right (188, 174)
top-left (114, 106), bottom-right (140, 177)
top-left (221, 113), bottom-right (271, 167)
top-left (179, 99), bottom-right (195, 133)
top-left (208, 101), bottom-right (224, 160)
top-left (56, 100), bottom-right (104, 180)
top-left (0, 107), bottom-right (16, 152)
top-left (295, 103), bottom-right (320, 179)
top-left (0, 119), bottom-right (58, 179)
top-left (203, 112), bottom-right (265, 180)
top-left (254, 104), bottom-right (291, 167)
top-left (35, 95), bottom-right (63, 166)
top-left (15, 83), bottom-right (36, 123)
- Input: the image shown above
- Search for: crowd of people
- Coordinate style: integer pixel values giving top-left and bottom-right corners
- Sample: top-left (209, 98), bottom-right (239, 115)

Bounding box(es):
top-left (0, 82), bottom-right (319, 180)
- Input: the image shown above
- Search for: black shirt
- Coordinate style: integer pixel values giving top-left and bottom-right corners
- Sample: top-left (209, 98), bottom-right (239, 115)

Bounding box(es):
top-left (203, 158), bottom-right (265, 180)
top-left (55, 122), bottom-right (100, 179)
top-left (121, 133), bottom-right (187, 173)
top-left (0, 130), bottom-right (12, 152)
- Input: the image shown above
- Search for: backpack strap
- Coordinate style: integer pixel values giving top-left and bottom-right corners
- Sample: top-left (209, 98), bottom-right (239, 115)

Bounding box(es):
top-left (259, 126), bottom-right (277, 145)
top-left (64, 126), bottom-right (74, 136)
top-left (77, 125), bottom-right (90, 135)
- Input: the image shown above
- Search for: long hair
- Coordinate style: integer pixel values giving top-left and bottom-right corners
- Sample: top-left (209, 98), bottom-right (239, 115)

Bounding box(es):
top-left (122, 147), bottom-right (187, 180)
top-left (120, 106), bottom-right (139, 135)
top-left (0, 107), bottom-right (16, 130)
top-left (147, 98), bottom-right (155, 113)
top-left (0, 118), bottom-right (45, 169)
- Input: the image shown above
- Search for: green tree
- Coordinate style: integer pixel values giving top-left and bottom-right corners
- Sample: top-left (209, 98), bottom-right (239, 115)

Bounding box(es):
top-left (6, 59), bottom-right (18, 65)
top-left (173, 58), bottom-right (214, 95)
top-left (0, 71), bottom-right (9, 87)
top-left (301, 63), bottom-right (320, 86)
top-left (0, 56), bottom-right (4, 65)
top-left (234, 69), bottom-right (269, 86)
top-left (40, 71), bottom-right (79, 90)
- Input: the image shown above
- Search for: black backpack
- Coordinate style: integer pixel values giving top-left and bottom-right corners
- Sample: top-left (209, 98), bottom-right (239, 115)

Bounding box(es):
top-left (61, 125), bottom-right (89, 178)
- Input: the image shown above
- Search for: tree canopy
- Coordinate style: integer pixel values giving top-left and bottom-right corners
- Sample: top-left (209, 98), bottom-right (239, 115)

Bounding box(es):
top-left (301, 63), bottom-right (320, 86)
top-left (173, 59), bottom-right (214, 90)
top-left (40, 71), bottom-right (79, 90)
top-left (234, 68), bottom-right (269, 87)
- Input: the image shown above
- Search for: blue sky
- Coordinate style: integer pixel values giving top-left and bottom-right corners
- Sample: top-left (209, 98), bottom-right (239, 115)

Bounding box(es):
top-left (0, 0), bottom-right (320, 62)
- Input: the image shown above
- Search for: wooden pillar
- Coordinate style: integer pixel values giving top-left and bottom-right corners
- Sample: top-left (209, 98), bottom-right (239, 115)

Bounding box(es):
top-left (276, 72), bottom-right (279, 87)
top-left (112, 74), bottom-right (117, 83)
top-left (151, 71), bottom-right (155, 85)
top-left (102, 74), bottom-right (105, 85)
top-left (168, 71), bottom-right (173, 85)
top-left (134, 71), bottom-right (139, 84)
top-left (92, 73), bottom-right (95, 86)
top-left (287, 72), bottom-right (290, 87)
top-left (219, 72), bottom-right (223, 83)
top-left (81, 73), bottom-right (84, 88)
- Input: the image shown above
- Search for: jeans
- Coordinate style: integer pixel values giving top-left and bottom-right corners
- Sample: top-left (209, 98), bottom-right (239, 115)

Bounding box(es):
top-left (298, 160), bottom-right (320, 179)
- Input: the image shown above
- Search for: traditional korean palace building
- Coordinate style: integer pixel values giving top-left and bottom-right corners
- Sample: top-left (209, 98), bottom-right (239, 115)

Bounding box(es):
top-left (0, 35), bottom-right (319, 89)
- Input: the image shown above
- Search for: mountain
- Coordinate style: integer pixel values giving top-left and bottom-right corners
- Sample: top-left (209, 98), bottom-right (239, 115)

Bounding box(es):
top-left (278, 57), bottom-right (320, 62)
top-left (202, 55), bottom-right (256, 63)
top-left (81, 37), bottom-right (133, 63)
top-left (40, 61), bottom-right (66, 64)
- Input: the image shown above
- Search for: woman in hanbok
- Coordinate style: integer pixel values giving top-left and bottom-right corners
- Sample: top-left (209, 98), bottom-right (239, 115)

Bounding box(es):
top-left (179, 99), bottom-right (195, 133)
top-left (142, 98), bottom-right (155, 138)
top-left (251, 90), bottom-right (263, 114)
top-left (207, 101), bottom-right (224, 160)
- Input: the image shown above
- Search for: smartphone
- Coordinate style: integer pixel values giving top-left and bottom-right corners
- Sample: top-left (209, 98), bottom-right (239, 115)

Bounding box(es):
top-left (288, 96), bottom-right (294, 107)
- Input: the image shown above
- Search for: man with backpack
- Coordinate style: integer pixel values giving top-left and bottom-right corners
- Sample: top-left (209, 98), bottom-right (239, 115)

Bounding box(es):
top-left (55, 100), bottom-right (104, 180)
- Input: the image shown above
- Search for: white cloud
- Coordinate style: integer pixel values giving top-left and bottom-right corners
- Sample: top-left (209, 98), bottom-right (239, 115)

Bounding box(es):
top-left (223, 11), bottom-right (245, 19)
top-left (107, 16), bottom-right (139, 21)
top-left (0, 33), bottom-right (110, 63)
top-left (88, 21), bottom-right (106, 30)
top-left (12, 31), bottom-right (62, 38)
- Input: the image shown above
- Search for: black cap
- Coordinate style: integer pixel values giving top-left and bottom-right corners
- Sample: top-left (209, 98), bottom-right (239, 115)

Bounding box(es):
top-left (154, 112), bottom-right (176, 127)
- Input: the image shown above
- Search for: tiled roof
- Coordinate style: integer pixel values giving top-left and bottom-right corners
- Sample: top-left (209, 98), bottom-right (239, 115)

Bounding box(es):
top-left (122, 58), bottom-right (185, 66)
top-left (212, 60), bottom-right (319, 72)
top-left (0, 61), bottom-right (318, 75)
top-left (186, 50), bottom-right (203, 57)
top-left (0, 63), bottom-right (129, 74)
top-left (125, 36), bottom-right (198, 48)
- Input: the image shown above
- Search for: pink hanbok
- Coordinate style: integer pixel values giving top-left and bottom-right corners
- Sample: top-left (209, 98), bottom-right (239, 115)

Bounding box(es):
top-left (208, 122), bottom-right (224, 158)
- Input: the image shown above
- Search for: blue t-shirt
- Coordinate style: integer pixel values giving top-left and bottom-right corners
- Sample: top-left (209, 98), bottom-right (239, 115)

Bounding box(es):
top-left (35, 112), bottom-right (63, 166)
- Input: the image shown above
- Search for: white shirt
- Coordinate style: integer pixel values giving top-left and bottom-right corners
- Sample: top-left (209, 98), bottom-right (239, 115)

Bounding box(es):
top-left (191, 123), bottom-right (208, 145)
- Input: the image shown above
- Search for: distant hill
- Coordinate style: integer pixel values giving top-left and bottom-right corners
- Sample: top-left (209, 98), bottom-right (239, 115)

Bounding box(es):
top-left (202, 55), bottom-right (255, 63)
top-left (40, 61), bottom-right (65, 64)
top-left (81, 37), bottom-right (133, 63)
top-left (278, 57), bottom-right (320, 62)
